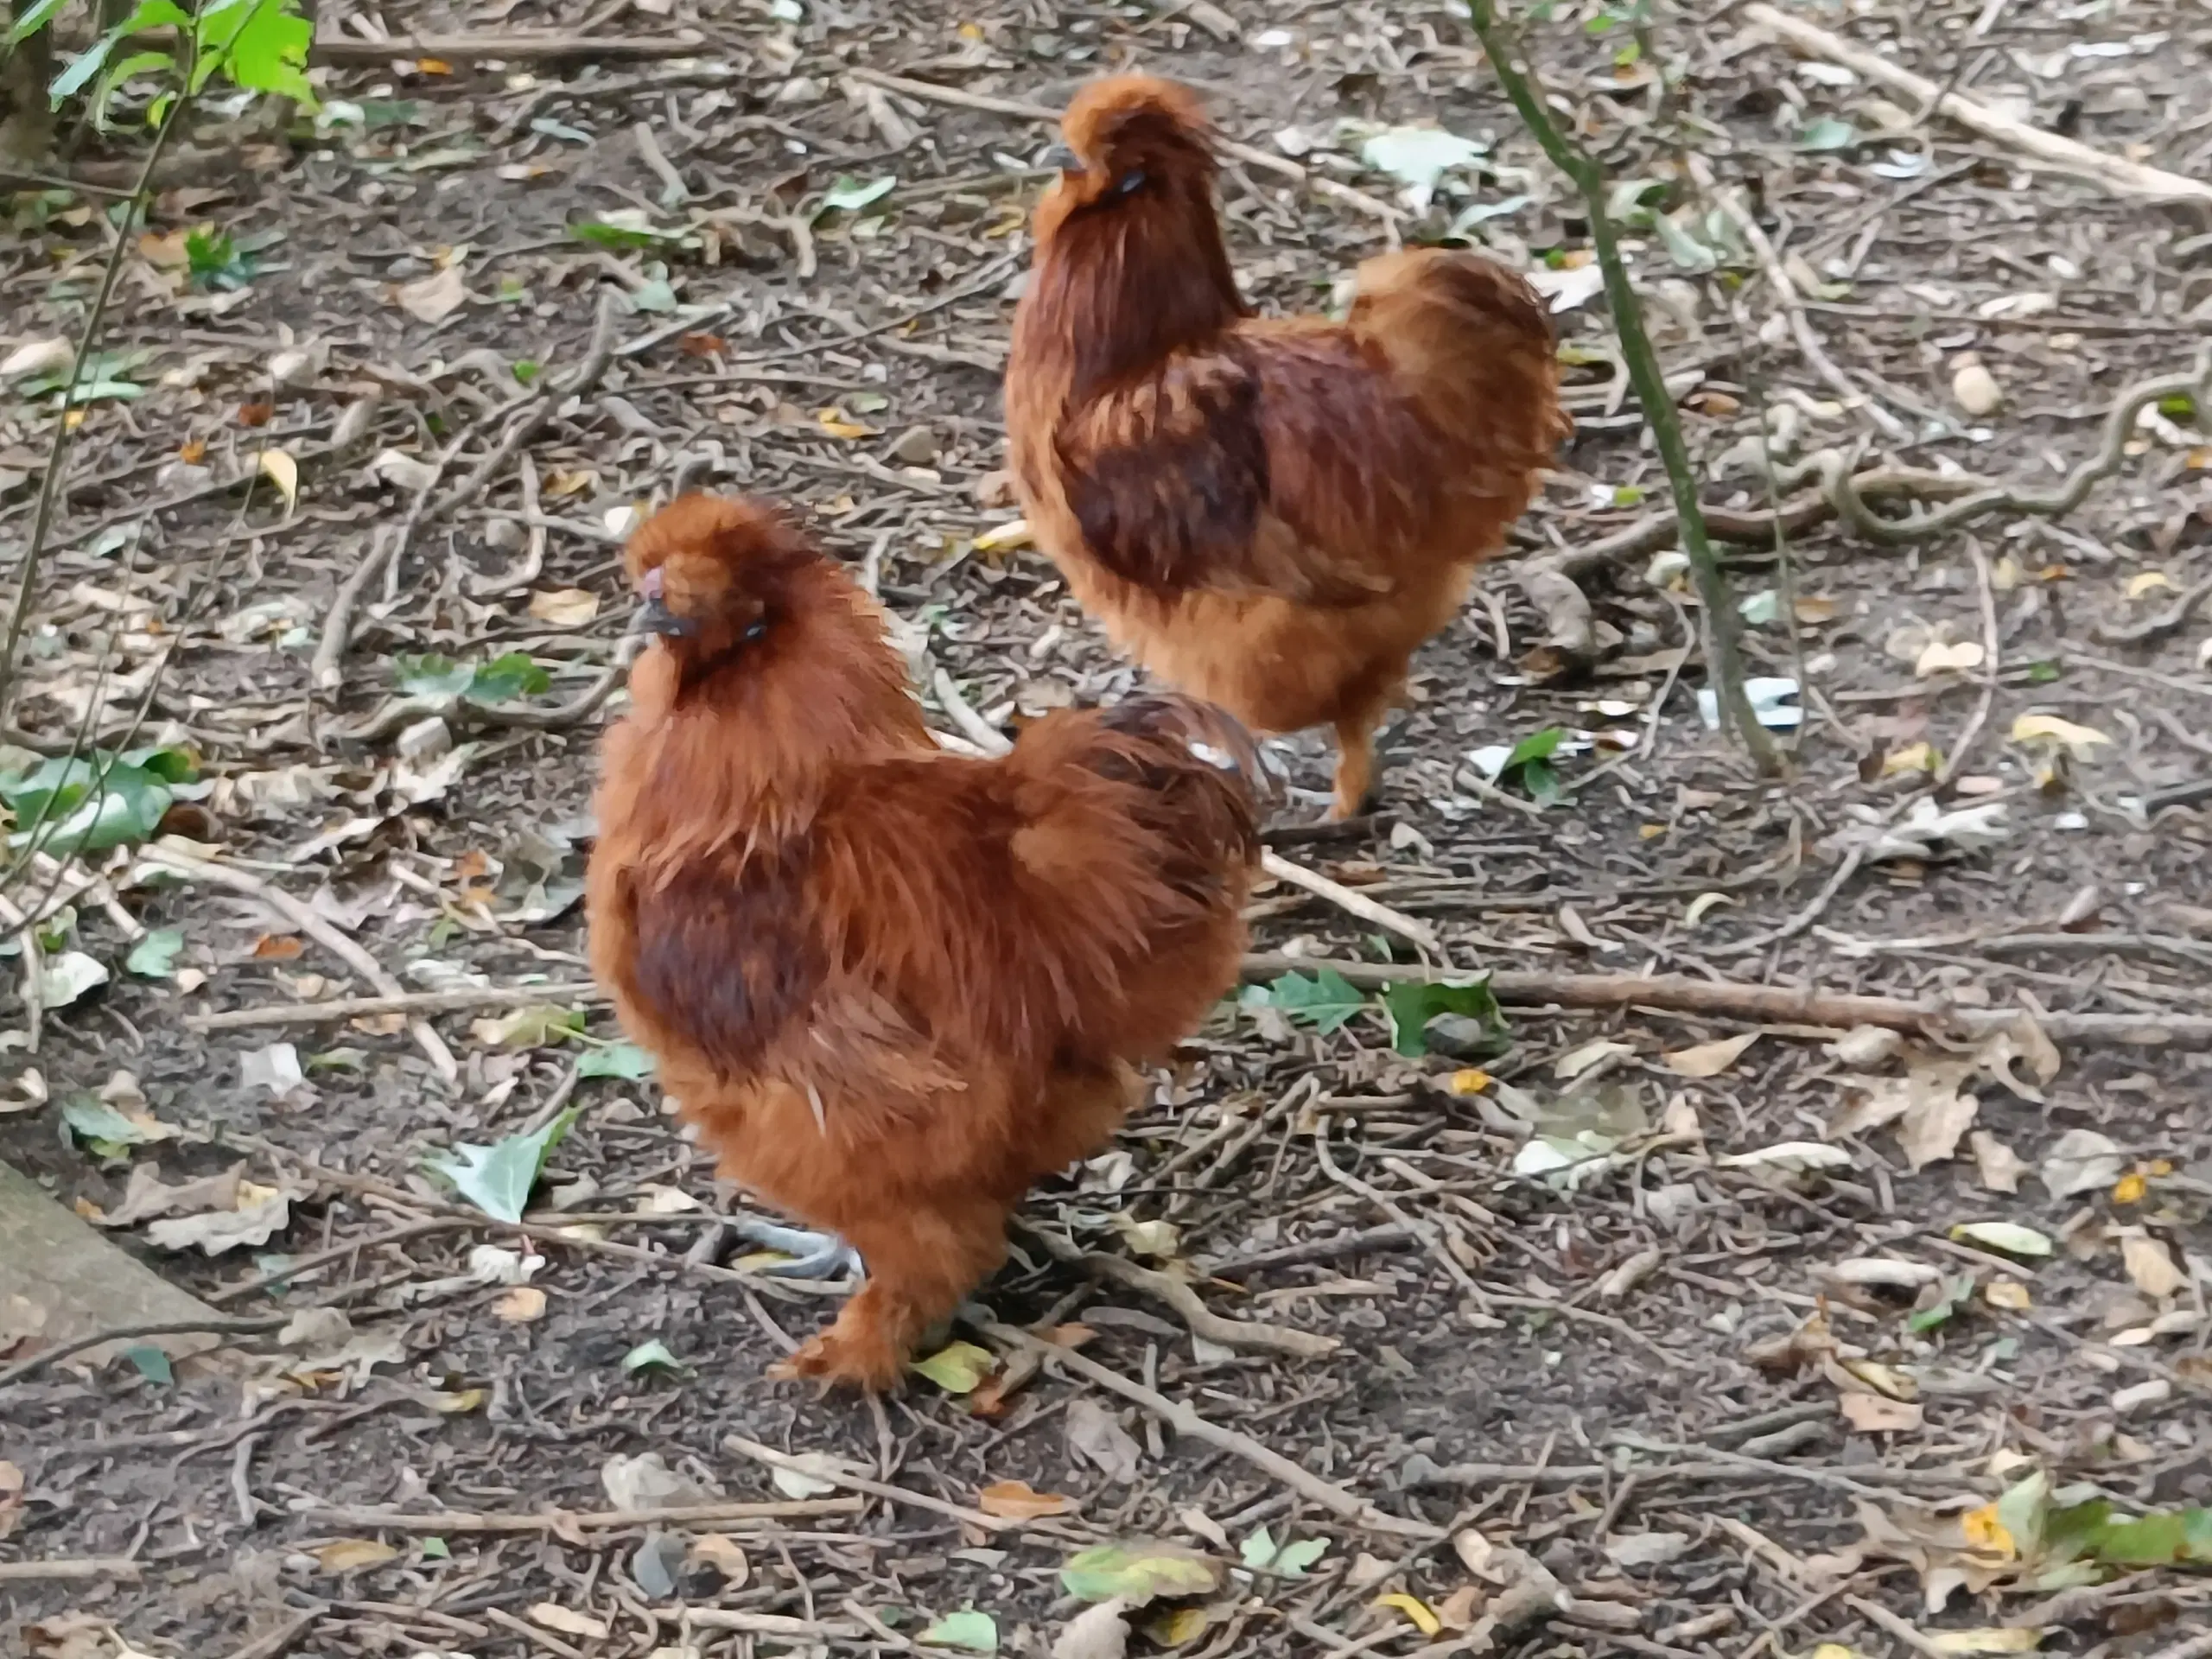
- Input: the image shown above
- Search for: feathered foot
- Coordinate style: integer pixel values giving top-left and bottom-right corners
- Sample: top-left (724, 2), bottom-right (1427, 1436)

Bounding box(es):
top-left (731, 1217), bottom-right (865, 1280)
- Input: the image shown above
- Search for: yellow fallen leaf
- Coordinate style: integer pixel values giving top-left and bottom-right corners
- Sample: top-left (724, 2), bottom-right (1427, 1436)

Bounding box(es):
top-left (976, 1478), bottom-right (1072, 1519)
top-left (2010, 713), bottom-right (2111, 758)
top-left (1814, 1645), bottom-right (1858, 1659)
top-left (1881, 741), bottom-right (1938, 777)
top-left (1664, 1031), bottom-right (1759, 1078)
top-left (1961, 1503), bottom-right (2016, 1557)
top-left (2113, 1172), bottom-right (2147, 1204)
top-left (817, 408), bottom-right (876, 439)
top-left (1638, 822), bottom-right (1666, 839)
top-left (1375, 1593), bottom-right (1443, 1637)
top-left (426, 1388), bottom-right (486, 1413)
top-left (1915, 639), bottom-right (1985, 677)
top-left (1929, 1629), bottom-right (2044, 1655)
top-left (416, 55), bottom-right (454, 73)
top-left (1447, 1069), bottom-right (1491, 1096)
top-left (543, 468), bottom-right (596, 497)
top-left (689, 1534), bottom-right (750, 1585)
top-left (1146, 1605), bottom-right (1211, 1647)
top-left (1984, 1279), bottom-right (2031, 1311)
top-left (258, 448), bottom-right (299, 508)
top-left (972, 518), bottom-right (1033, 556)
top-left (528, 588), bottom-right (601, 627)
top-left (2126, 571), bottom-right (2175, 598)
top-left (493, 1286), bottom-right (546, 1322)
top-left (314, 1538), bottom-right (400, 1572)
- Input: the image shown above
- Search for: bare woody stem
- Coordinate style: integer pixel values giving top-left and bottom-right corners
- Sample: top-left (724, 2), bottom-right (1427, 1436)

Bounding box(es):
top-left (1459, 0), bottom-right (1779, 772)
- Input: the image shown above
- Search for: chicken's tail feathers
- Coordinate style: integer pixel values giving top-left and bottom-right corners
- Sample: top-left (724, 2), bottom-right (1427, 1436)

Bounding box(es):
top-left (1350, 248), bottom-right (1574, 455)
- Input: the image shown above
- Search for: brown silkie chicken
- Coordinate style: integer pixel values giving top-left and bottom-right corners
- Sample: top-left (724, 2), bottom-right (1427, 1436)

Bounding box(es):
top-left (1007, 74), bottom-right (1570, 818)
top-left (585, 494), bottom-right (1265, 1390)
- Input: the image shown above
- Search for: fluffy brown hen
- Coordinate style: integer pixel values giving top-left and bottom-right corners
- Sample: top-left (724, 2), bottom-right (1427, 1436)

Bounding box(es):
top-left (1007, 74), bottom-right (1569, 817)
top-left (585, 494), bottom-right (1264, 1389)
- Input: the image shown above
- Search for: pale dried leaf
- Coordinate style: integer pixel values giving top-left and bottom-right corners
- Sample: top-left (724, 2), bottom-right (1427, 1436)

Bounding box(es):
top-left (1840, 1392), bottom-right (1924, 1433)
top-left (397, 263), bottom-right (467, 323)
top-left (1970, 1132), bottom-right (2029, 1194)
top-left (1663, 1031), bottom-right (1759, 1078)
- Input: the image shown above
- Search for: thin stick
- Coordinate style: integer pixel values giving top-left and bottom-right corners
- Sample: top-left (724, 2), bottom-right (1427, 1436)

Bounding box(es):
top-left (929, 664), bottom-right (1012, 754)
top-left (721, 1435), bottom-right (1021, 1534)
top-left (139, 848), bottom-right (458, 1081)
top-left (1934, 540), bottom-right (2001, 789)
top-left (0, 1558), bottom-right (143, 1583)
top-left (1745, 5), bottom-right (2212, 206)
top-left (1260, 850), bottom-right (1440, 952)
top-left (981, 1320), bottom-right (1440, 1537)
top-left (1236, 952), bottom-right (2212, 1043)
top-left (298, 1497), bottom-right (863, 1533)
top-left (0, 1315), bottom-right (288, 1389)
top-left (311, 31), bottom-right (710, 62)
top-left (1460, 0), bottom-right (1773, 770)
top-left (845, 67), bottom-right (1400, 226)
top-left (1013, 1223), bottom-right (1339, 1359)
top-left (1691, 157), bottom-right (1909, 442)
top-left (185, 981), bottom-right (601, 1032)
top-left (0, 54), bottom-right (193, 727)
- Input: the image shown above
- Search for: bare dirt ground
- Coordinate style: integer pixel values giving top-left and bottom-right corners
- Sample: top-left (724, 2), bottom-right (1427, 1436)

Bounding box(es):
top-left (6, 0), bottom-right (2212, 1656)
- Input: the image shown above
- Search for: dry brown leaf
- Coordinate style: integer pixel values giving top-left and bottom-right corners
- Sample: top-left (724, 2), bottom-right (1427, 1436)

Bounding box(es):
top-left (1969, 1132), bottom-right (2028, 1194)
top-left (396, 264), bottom-right (467, 323)
top-left (2121, 1232), bottom-right (2186, 1300)
top-left (493, 1286), bottom-right (546, 1323)
top-left (1663, 1031), bottom-right (1760, 1078)
top-left (1839, 1392), bottom-right (1924, 1433)
top-left (977, 1478), bottom-right (1074, 1519)
top-left (528, 588), bottom-right (601, 627)
top-left (1896, 1076), bottom-right (1978, 1172)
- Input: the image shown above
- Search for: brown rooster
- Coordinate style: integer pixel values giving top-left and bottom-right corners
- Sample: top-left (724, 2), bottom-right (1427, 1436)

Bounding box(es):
top-left (1007, 73), bottom-right (1568, 817)
top-left (585, 494), bottom-right (1265, 1389)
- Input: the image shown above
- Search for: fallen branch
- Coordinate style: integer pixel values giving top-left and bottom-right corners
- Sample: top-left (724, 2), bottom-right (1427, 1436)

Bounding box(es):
top-left (299, 1497), bottom-right (862, 1534)
top-left (982, 1319), bottom-right (1439, 1538)
top-left (1548, 351), bottom-right (2209, 574)
top-left (1261, 850), bottom-right (1440, 951)
top-left (1238, 952), bottom-right (2212, 1044)
top-left (1745, 4), bottom-right (2212, 207)
top-left (1688, 156), bottom-right (1908, 442)
top-left (1013, 1222), bottom-right (1340, 1359)
top-left (139, 846), bottom-right (458, 1082)
top-left (311, 31), bottom-right (709, 63)
top-left (846, 66), bottom-right (1401, 227)
top-left (0, 1315), bottom-right (287, 1389)
top-left (310, 292), bottom-right (622, 696)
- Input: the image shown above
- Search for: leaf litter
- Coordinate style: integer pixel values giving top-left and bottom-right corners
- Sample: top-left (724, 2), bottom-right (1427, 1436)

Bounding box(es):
top-left (12, 1), bottom-right (2212, 1655)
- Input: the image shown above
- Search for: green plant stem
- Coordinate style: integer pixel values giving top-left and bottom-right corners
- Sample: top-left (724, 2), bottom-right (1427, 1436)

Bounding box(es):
top-left (0, 44), bottom-right (199, 729)
top-left (1460, 0), bottom-right (1777, 772)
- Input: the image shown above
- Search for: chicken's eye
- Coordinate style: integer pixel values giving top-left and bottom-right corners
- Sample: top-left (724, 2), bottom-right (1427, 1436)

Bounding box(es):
top-left (742, 618), bottom-right (769, 643)
top-left (1115, 168), bottom-right (1147, 195)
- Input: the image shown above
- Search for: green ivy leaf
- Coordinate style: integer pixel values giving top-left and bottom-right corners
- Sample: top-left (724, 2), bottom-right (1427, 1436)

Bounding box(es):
top-left (394, 653), bottom-right (475, 698)
top-left (908, 1340), bottom-right (996, 1395)
top-left (121, 1342), bottom-right (174, 1383)
top-left (821, 174), bottom-right (897, 213)
top-left (578, 1041), bottom-right (656, 1081)
top-left (918, 1610), bottom-right (997, 1652)
top-left (1380, 976), bottom-right (1505, 1058)
top-left (423, 1108), bottom-right (577, 1223)
top-left (1242, 969), bottom-right (1365, 1034)
top-left (468, 652), bottom-right (552, 703)
top-left (1059, 1541), bottom-right (1222, 1605)
top-left (125, 928), bottom-right (185, 977)
top-left (621, 1338), bottom-right (686, 1375)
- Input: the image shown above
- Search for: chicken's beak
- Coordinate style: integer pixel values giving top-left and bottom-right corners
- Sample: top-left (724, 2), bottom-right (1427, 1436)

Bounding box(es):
top-left (633, 595), bottom-right (694, 638)
top-left (1040, 141), bottom-right (1080, 174)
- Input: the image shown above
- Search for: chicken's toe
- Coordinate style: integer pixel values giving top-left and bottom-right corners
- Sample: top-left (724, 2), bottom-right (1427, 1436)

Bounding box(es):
top-left (732, 1217), bottom-right (865, 1280)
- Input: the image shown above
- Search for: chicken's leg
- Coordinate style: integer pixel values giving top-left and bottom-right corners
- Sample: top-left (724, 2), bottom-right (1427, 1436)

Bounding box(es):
top-left (1329, 680), bottom-right (1408, 819)
top-left (770, 1205), bottom-right (1008, 1391)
